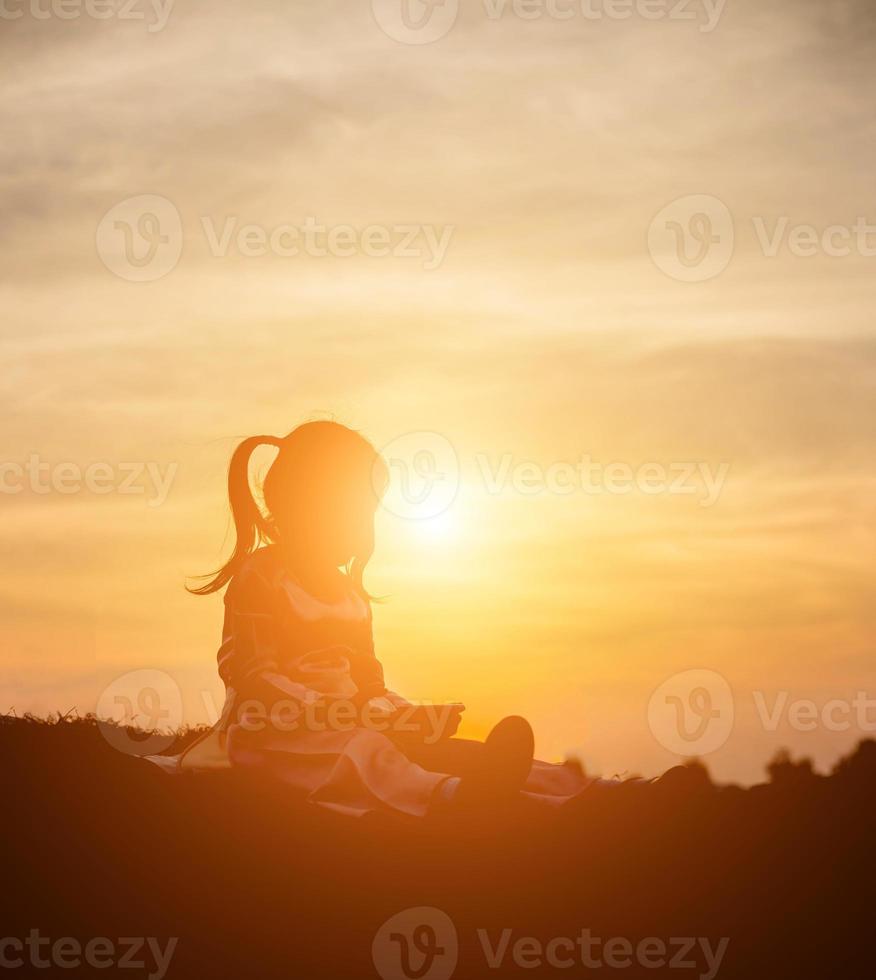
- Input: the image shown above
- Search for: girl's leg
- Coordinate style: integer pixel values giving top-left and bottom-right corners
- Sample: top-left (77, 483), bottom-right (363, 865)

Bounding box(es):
top-left (393, 735), bottom-right (485, 779)
top-left (228, 722), bottom-right (452, 819)
top-left (397, 717), bottom-right (535, 804)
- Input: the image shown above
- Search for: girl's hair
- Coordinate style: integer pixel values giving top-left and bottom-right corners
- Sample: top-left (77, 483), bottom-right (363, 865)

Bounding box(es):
top-left (189, 421), bottom-right (388, 597)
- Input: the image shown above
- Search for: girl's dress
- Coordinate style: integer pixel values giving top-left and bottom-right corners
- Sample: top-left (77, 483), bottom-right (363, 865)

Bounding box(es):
top-left (169, 547), bottom-right (593, 817)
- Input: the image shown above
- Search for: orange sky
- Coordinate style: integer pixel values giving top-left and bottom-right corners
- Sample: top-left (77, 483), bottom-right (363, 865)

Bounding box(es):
top-left (2, 0), bottom-right (875, 782)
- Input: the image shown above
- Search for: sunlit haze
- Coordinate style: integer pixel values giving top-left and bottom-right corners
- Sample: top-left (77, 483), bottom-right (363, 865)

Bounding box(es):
top-left (2, 0), bottom-right (875, 784)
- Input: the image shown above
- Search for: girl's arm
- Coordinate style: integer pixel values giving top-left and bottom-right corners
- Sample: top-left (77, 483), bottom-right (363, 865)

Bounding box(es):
top-left (223, 564), bottom-right (330, 721)
top-left (383, 690), bottom-right (413, 709)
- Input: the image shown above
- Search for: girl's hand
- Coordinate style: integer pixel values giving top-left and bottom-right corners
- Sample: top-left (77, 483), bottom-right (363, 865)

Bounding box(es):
top-left (360, 696), bottom-right (399, 728)
top-left (364, 695), bottom-right (397, 715)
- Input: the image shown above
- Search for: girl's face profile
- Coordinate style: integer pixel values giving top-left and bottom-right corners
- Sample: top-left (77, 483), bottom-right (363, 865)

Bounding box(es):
top-left (309, 488), bottom-right (377, 568)
top-left (273, 468), bottom-right (381, 569)
top-left (252, 422), bottom-right (387, 576)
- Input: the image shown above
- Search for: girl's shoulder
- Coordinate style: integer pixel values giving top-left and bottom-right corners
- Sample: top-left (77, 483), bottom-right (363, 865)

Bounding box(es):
top-left (225, 546), bottom-right (282, 605)
top-left (280, 574), bottom-right (370, 624)
top-left (228, 548), bottom-right (369, 623)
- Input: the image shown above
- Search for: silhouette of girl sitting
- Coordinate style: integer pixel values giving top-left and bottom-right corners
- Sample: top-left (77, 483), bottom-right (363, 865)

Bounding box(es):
top-left (182, 421), bottom-right (593, 817)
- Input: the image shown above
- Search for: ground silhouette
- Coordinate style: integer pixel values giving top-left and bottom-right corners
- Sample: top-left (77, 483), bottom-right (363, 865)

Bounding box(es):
top-left (2, 714), bottom-right (873, 979)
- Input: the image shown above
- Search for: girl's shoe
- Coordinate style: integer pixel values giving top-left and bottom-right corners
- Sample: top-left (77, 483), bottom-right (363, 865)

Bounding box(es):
top-left (456, 715), bottom-right (534, 805)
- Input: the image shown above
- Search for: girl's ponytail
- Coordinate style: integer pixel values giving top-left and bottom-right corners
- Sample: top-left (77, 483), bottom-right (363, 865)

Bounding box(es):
top-left (188, 435), bottom-right (282, 595)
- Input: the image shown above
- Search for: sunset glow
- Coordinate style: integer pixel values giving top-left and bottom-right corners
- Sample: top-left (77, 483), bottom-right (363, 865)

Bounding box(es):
top-left (2, 0), bottom-right (875, 787)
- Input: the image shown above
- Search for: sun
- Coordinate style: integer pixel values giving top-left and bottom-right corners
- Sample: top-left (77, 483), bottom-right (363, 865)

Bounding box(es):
top-left (411, 509), bottom-right (458, 543)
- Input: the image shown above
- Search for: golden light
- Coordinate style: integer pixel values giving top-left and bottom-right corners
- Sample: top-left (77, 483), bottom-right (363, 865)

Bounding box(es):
top-left (410, 508), bottom-right (459, 544)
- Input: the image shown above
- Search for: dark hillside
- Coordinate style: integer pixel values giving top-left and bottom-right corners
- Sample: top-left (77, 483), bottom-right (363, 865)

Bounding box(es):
top-left (2, 716), bottom-right (873, 979)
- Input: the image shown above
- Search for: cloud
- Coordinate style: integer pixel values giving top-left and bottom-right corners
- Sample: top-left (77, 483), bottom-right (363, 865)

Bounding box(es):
top-left (1, 0), bottom-right (874, 781)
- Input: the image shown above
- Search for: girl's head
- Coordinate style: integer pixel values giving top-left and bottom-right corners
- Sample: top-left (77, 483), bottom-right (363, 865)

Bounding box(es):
top-left (191, 421), bottom-right (388, 595)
